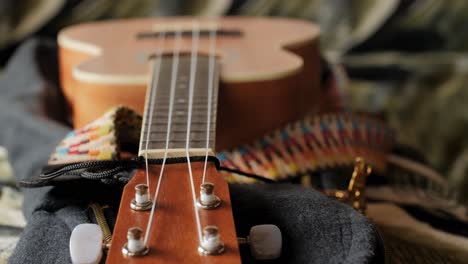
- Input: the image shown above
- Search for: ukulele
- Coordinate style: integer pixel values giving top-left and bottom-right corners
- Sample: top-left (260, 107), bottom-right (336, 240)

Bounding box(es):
top-left (58, 17), bottom-right (319, 263)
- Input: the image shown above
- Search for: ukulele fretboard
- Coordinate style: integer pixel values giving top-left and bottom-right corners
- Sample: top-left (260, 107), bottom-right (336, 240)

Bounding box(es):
top-left (139, 55), bottom-right (219, 158)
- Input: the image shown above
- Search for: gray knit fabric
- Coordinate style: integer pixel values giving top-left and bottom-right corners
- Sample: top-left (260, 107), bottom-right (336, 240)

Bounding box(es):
top-left (230, 184), bottom-right (379, 264)
top-left (1, 39), bottom-right (381, 264)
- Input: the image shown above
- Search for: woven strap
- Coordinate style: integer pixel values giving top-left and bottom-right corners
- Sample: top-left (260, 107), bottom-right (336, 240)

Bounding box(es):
top-left (219, 114), bottom-right (394, 182)
top-left (49, 108), bottom-right (394, 182)
top-left (49, 106), bottom-right (141, 164)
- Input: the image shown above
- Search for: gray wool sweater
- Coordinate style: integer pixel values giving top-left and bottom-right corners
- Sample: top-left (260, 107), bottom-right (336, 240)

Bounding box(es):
top-left (1, 39), bottom-right (383, 264)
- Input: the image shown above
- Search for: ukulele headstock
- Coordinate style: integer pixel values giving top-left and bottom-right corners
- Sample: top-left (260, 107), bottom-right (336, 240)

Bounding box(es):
top-left (107, 161), bottom-right (240, 263)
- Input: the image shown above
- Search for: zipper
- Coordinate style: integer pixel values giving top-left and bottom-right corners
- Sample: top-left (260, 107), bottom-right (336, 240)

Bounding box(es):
top-left (89, 203), bottom-right (112, 249)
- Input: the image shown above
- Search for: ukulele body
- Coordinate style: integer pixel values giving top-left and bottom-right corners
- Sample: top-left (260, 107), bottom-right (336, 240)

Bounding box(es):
top-left (58, 17), bottom-right (320, 149)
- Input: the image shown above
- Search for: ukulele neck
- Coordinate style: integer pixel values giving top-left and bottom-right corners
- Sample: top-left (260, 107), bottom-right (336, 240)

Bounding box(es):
top-left (139, 54), bottom-right (220, 159)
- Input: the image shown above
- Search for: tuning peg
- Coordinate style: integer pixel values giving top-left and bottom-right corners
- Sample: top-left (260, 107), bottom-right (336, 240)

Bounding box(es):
top-left (70, 224), bottom-right (103, 264)
top-left (122, 227), bottom-right (150, 257)
top-left (131, 184), bottom-right (153, 211)
top-left (198, 225), bottom-right (225, 255)
top-left (197, 182), bottom-right (221, 209)
top-left (238, 224), bottom-right (282, 260)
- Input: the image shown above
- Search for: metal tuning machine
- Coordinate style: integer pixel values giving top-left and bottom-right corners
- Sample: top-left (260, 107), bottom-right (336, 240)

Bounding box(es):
top-left (122, 227), bottom-right (150, 257)
top-left (198, 226), bottom-right (225, 255)
top-left (131, 184), bottom-right (153, 211)
top-left (196, 182), bottom-right (221, 209)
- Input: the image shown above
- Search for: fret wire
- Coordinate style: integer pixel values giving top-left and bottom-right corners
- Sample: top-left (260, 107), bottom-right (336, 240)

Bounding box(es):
top-left (146, 118), bottom-right (215, 124)
top-left (142, 141), bottom-right (214, 145)
top-left (147, 122), bottom-right (216, 127)
top-left (143, 131), bottom-right (216, 137)
top-left (143, 140), bottom-right (213, 145)
top-left (145, 105), bottom-right (216, 110)
top-left (146, 132), bottom-right (210, 138)
top-left (149, 119), bottom-right (215, 124)
top-left (143, 125), bottom-right (215, 132)
top-left (148, 121), bottom-right (217, 125)
top-left (142, 143), bottom-right (214, 150)
top-left (143, 141), bottom-right (214, 145)
top-left (142, 132), bottom-right (216, 141)
top-left (143, 135), bottom-right (215, 140)
top-left (147, 110), bottom-right (215, 116)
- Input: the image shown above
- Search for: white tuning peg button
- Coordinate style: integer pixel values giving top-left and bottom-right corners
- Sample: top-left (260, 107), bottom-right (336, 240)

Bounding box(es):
top-left (249, 224), bottom-right (282, 260)
top-left (70, 224), bottom-right (103, 264)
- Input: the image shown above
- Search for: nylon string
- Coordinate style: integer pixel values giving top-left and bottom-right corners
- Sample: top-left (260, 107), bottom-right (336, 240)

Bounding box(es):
top-left (185, 20), bottom-right (203, 244)
top-left (202, 23), bottom-right (217, 184)
top-left (144, 31), bottom-right (166, 189)
top-left (144, 27), bottom-right (182, 244)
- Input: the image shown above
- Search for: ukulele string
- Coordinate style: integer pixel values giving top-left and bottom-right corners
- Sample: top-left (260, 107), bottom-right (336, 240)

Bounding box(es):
top-left (185, 20), bottom-right (203, 244)
top-left (144, 26), bottom-right (182, 245)
top-left (144, 30), bottom-right (166, 189)
top-left (201, 22), bottom-right (217, 184)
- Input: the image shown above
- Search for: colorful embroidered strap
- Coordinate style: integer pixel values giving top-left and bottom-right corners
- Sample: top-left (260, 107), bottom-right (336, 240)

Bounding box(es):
top-left (49, 107), bottom-right (394, 182)
top-left (219, 114), bottom-right (394, 183)
top-left (49, 107), bottom-right (141, 164)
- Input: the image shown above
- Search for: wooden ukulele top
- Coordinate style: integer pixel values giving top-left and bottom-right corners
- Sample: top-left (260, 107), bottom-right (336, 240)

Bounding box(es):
top-left (58, 16), bottom-right (319, 85)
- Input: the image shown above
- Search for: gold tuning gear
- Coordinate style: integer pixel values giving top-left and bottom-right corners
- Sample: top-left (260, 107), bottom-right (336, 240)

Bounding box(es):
top-left (323, 157), bottom-right (372, 214)
top-left (348, 158), bottom-right (372, 214)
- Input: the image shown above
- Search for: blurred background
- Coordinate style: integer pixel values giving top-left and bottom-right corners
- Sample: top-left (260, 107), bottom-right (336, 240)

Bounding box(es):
top-left (2, 0), bottom-right (468, 261)
top-left (2, 0), bottom-right (467, 201)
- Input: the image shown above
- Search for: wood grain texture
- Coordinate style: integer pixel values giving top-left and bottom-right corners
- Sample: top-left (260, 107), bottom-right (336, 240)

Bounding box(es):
top-left (106, 162), bottom-right (240, 264)
top-left (58, 17), bottom-right (320, 150)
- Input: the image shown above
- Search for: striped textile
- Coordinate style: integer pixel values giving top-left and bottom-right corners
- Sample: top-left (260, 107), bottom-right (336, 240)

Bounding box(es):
top-left (48, 106), bottom-right (141, 164)
top-left (48, 107), bottom-right (394, 183)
